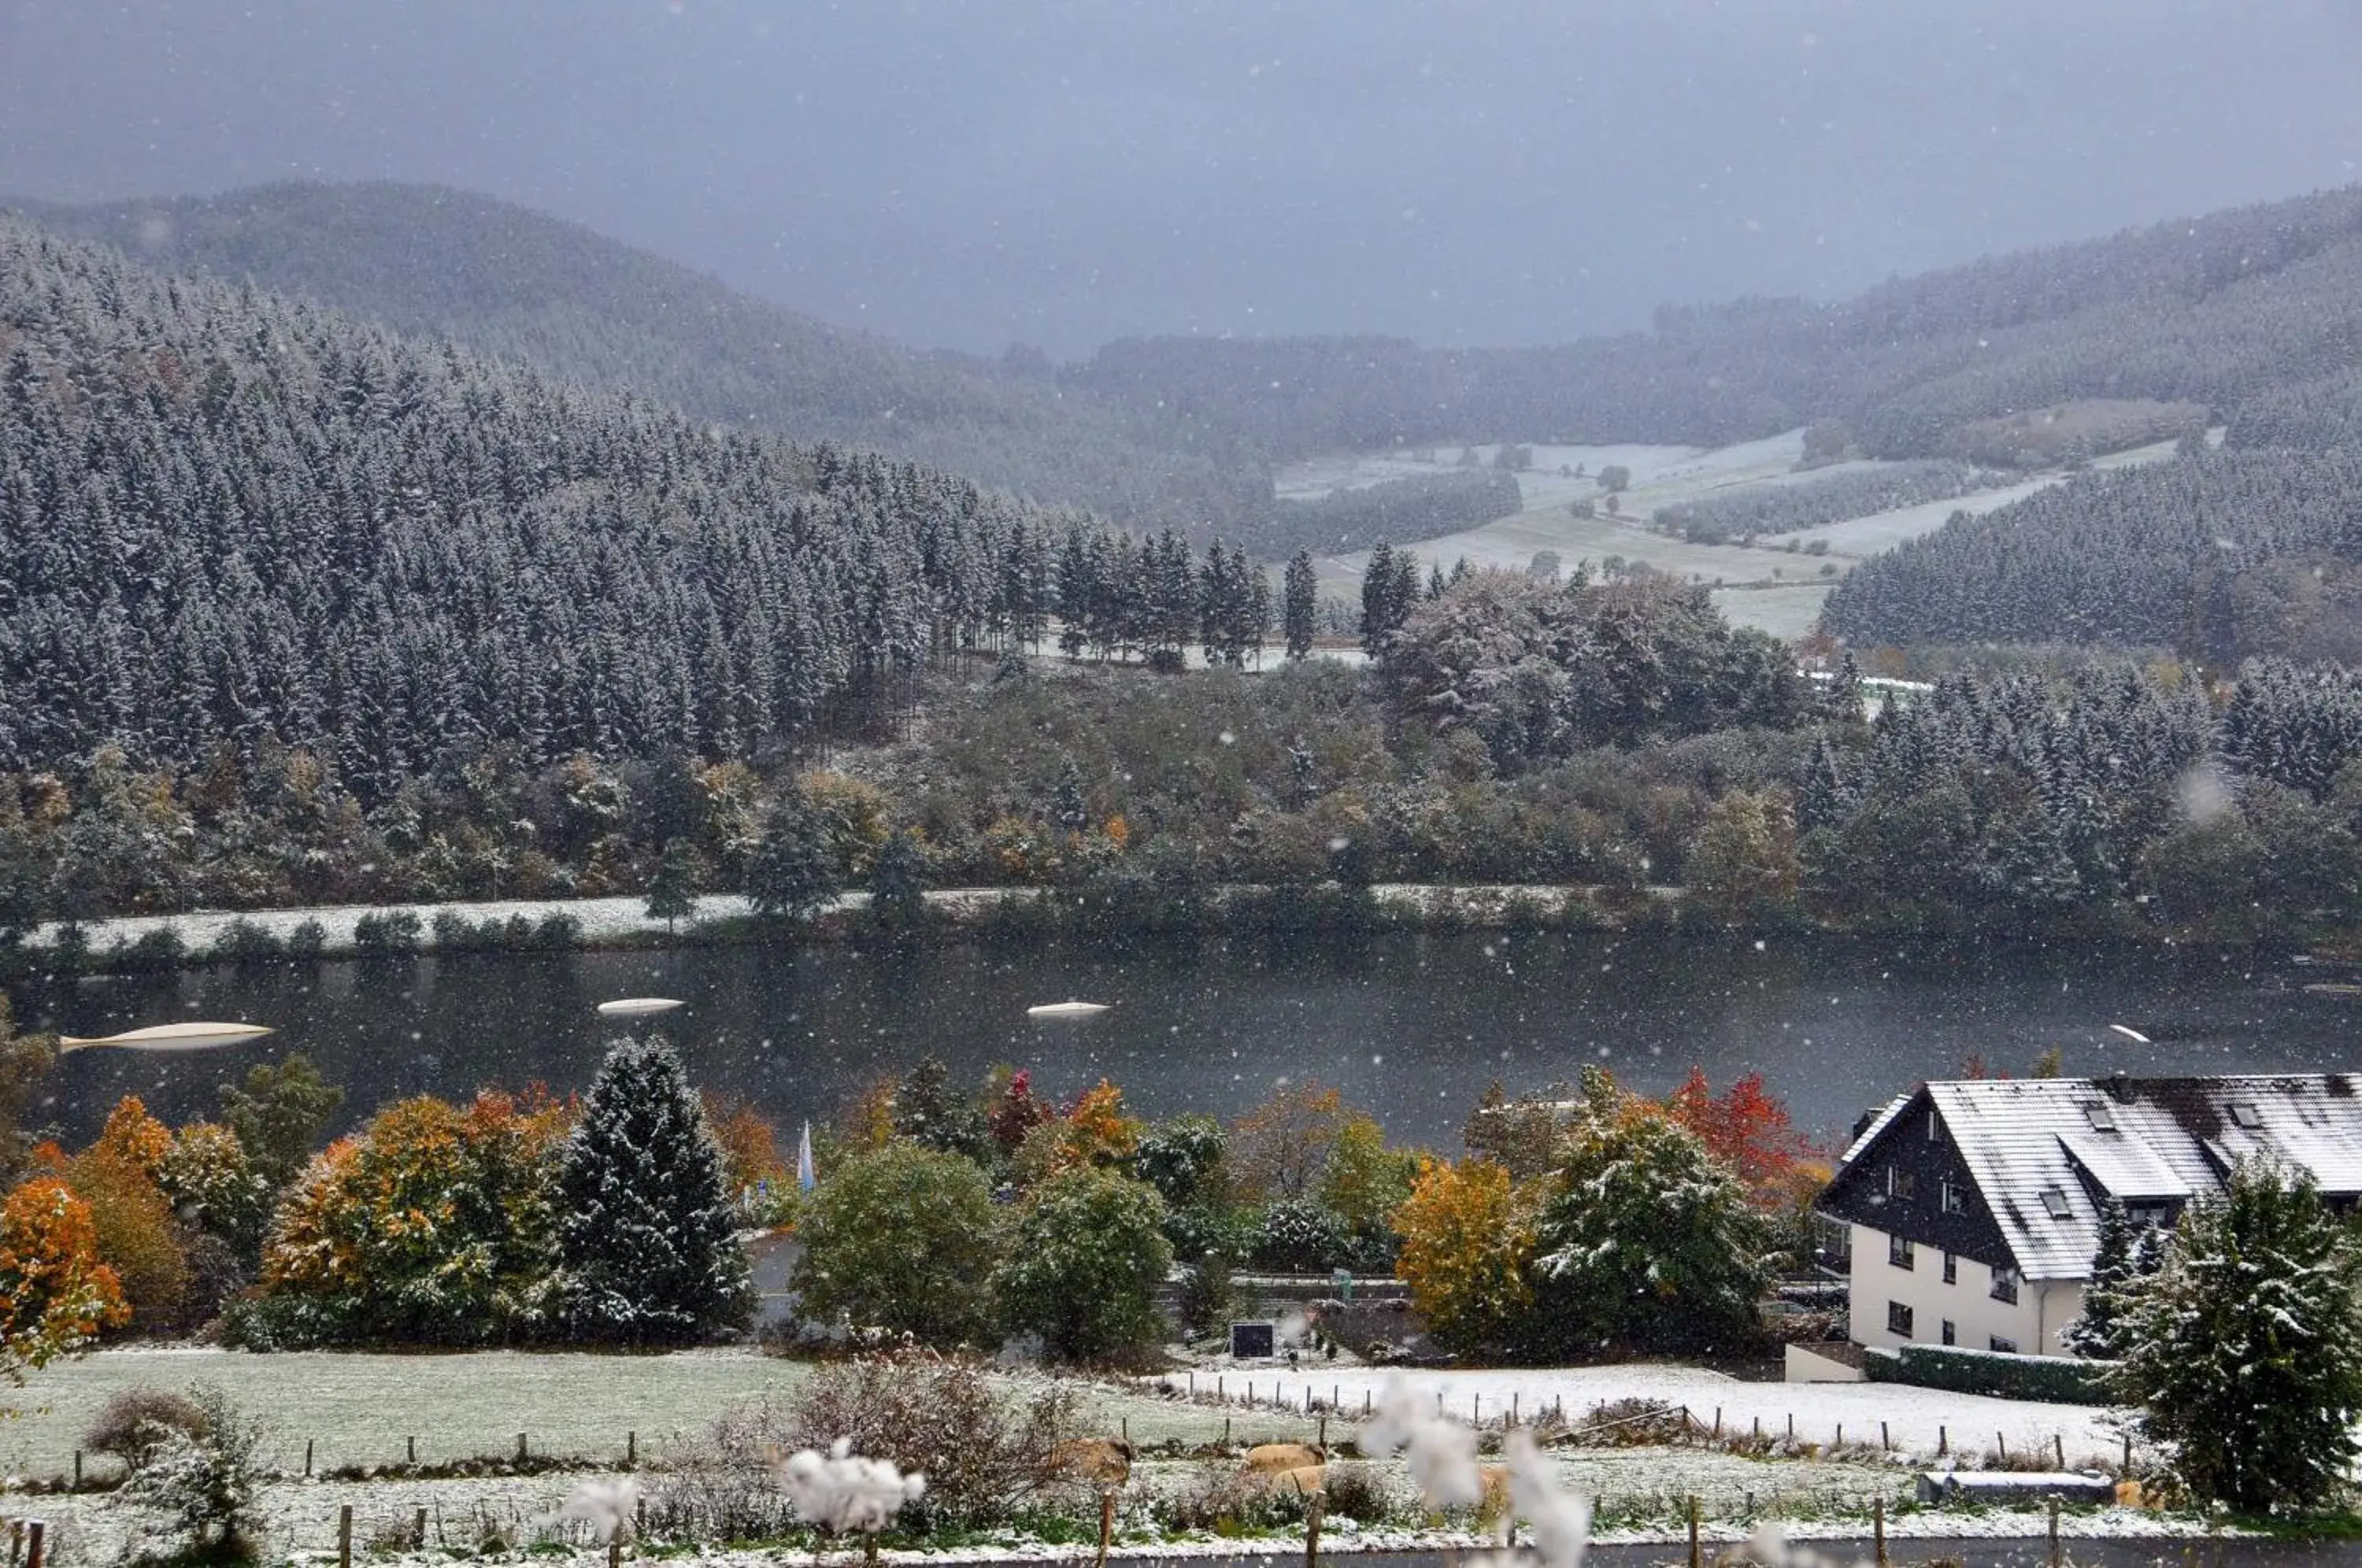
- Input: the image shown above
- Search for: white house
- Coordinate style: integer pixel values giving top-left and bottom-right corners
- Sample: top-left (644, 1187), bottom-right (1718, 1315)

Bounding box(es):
top-left (1810, 1074), bottom-right (2362, 1363)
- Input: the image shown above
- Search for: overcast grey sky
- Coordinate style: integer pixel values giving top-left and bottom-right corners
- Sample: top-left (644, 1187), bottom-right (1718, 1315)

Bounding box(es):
top-left (4, 0), bottom-right (2360, 357)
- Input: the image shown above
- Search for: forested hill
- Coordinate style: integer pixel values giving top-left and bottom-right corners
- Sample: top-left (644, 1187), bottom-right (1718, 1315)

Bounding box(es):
top-left (1069, 185), bottom-right (2362, 461)
top-left (0, 215), bottom-right (1110, 795)
top-left (10, 182), bottom-right (1270, 538)
top-left (1817, 446), bottom-right (2362, 662)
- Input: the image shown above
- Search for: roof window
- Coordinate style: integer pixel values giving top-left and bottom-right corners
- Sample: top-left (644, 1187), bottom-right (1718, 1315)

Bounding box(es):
top-left (2038, 1185), bottom-right (2072, 1219)
top-left (2229, 1102), bottom-right (2263, 1130)
top-left (2083, 1102), bottom-right (2118, 1133)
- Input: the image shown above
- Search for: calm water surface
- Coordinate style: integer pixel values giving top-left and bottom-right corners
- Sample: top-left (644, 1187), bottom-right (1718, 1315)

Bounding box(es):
top-left (14, 932), bottom-right (2353, 1148)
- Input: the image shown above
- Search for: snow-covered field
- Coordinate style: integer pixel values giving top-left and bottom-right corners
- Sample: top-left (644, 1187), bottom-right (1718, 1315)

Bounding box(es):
top-left (1146, 1365), bottom-right (2132, 1470)
top-left (2, 1348), bottom-right (2224, 1565)
top-left (1287, 427), bottom-right (2204, 641)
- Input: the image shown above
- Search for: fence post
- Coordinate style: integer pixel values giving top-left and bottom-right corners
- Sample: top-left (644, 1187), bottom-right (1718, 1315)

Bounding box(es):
top-left (24, 1522), bottom-right (43, 1568)
top-left (2047, 1496), bottom-right (2061, 1568)
top-left (1224, 1416), bottom-right (1232, 1448)
top-left (1364, 1390), bottom-right (1371, 1416)
top-left (305, 1438), bottom-right (314, 1477)
top-left (413, 1507), bottom-right (428, 1548)
top-left (1714, 1407), bottom-right (1723, 1438)
top-left (1687, 1496), bottom-right (1701, 1568)
top-left (628, 1430), bottom-right (637, 1466)
top-left (1873, 1497), bottom-right (1886, 1567)
top-left (408, 1435), bottom-right (416, 1466)
top-left (338, 1503), bottom-right (354, 1568)
top-left (1095, 1488), bottom-right (1116, 1568)
top-left (2055, 1433), bottom-right (2064, 1468)
top-left (72, 1450), bottom-right (81, 1491)
top-left (1836, 1423), bottom-right (1843, 1448)
top-left (1304, 1488), bottom-right (1325, 1568)
top-left (2122, 1433), bottom-right (2133, 1473)
top-left (517, 1431), bottom-right (529, 1462)
top-left (1997, 1433), bottom-right (2007, 1463)
top-left (1881, 1421), bottom-right (1890, 1453)
top-left (1318, 1415), bottom-right (1327, 1452)
top-left (1938, 1425), bottom-right (1947, 1456)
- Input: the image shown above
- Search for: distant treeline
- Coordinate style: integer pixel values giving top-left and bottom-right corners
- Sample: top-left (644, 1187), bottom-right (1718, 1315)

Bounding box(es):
top-left (28, 179), bottom-right (2362, 568)
top-left (1819, 446), bottom-right (2362, 662)
top-left (1263, 469), bottom-right (1523, 556)
top-left (1068, 187), bottom-right (2362, 464)
top-left (1657, 460), bottom-right (2001, 544)
top-left (12, 182), bottom-right (1278, 544)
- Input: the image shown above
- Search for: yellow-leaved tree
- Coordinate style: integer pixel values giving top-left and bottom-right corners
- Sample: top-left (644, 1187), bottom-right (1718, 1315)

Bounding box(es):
top-left (1390, 1156), bottom-right (1540, 1357)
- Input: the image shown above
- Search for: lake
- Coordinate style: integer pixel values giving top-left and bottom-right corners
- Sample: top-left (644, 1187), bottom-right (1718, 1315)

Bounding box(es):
top-left (13, 931), bottom-right (2353, 1152)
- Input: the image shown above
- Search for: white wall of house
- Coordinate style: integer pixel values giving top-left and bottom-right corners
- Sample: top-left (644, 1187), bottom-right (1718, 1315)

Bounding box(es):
top-left (1848, 1222), bottom-right (2083, 1356)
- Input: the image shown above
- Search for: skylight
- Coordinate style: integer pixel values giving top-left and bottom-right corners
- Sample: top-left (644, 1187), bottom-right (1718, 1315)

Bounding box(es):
top-left (2230, 1102), bottom-right (2263, 1130)
top-left (2039, 1186), bottom-right (2073, 1219)
top-left (2083, 1103), bottom-right (2117, 1132)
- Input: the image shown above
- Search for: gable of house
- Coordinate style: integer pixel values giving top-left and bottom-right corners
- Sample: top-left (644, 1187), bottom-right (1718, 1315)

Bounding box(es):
top-left (1816, 1073), bottom-right (2362, 1283)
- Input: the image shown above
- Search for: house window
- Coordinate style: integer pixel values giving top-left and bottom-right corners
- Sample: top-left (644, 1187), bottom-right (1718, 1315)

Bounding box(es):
top-left (1940, 1178), bottom-right (1965, 1214)
top-left (1941, 1319), bottom-right (1957, 1345)
top-left (2083, 1103), bottom-right (2117, 1133)
top-left (1887, 1167), bottom-right (1916, 1201)
top-left (1926, 1115), bottom-right (1939, 1143)
top-left (1991, 1265), bottom-right (2020, 1304)
top-left (2230, 1102), bottom-right (2263, 1130)
top-left (1887, 1301), bottom-right (1914, 1337)
top-left (2038, 1186), bottom-right (2072, 1219)
top-left (1889, 1233), bottom-right (1914, 1270)
top-left (1942, 1252), bottom-right (1957, 1285)
top-left (1990, 1336), bottom-right (2019, 1354)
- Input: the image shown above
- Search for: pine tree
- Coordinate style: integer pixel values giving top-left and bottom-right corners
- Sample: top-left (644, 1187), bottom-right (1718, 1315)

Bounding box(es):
top-left (2113, 1160), bottom-right (2362, 1513)
top-left (645, 838), bottom-right (698, 932)
top-left (868, 827), bottom-right (929, 930)
top-left (1360, 542), bottom-right (1398, 657)
top-left (1283, 549), bottom-right (1317, 661)
top-left (746, 790), bottom-right (838, 925)
top-left (2062, 1197), bottom-right (2138, 1359)
top-left (1051, 756), bottom-right (1090, 834)
top-left (553, 1036), bottom-right (752, 1344)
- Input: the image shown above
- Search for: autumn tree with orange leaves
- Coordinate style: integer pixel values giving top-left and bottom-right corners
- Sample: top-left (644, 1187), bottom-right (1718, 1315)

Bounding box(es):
top-left (1, 1175), bottom-right (128, 1382)
top-left (242, 1089), bottom-right (571, 1347)
top-left (1661, 1067), bottom-right (1817, 1209)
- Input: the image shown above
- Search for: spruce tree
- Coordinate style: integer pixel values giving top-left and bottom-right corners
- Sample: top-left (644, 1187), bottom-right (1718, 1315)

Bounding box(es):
top-left (553, 1036), bottom-right (751, 1344)
top-left (1283, 549), bottom-right (1318, 660)
top-left (746, 792), bottom-right (838, 926)
top-left (2113, 1160), bottom-right (2362, 1513)
top-left (2062, 1197), bottom-right (2136, 1359)
top-left (645, 838), bottom-right (698, 932)
top-left (1360, 542), bottom-right (1398, 656)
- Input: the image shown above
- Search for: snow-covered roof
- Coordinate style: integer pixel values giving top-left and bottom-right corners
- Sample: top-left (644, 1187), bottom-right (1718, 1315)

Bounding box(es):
top-left (1840, 1092), bottom-right (1913, 1164)
top-left (1846, 1074), bottom-right (2362, 1281)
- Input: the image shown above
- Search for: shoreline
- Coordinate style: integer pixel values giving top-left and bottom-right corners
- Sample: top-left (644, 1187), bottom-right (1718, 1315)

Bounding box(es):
top-left (6, 885), bottom-right (2284, 979)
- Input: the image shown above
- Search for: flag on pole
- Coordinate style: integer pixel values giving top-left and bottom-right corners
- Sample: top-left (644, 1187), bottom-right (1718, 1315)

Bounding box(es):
top-left (796, 1120), bottom-right (816, 1192)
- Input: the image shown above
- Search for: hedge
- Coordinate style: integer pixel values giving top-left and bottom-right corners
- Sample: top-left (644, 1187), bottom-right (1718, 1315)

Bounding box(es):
top-left (1864, 1343), bottom-right (2116, 1405)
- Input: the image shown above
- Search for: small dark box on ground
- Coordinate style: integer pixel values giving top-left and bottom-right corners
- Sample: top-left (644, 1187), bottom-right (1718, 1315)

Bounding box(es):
top-left (1230, 1321), bottom-right (1275, 1359)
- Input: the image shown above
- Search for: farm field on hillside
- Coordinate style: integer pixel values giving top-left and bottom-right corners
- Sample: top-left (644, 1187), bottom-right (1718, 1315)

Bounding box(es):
top-left (1289, 431), bottom-right (2200, 638)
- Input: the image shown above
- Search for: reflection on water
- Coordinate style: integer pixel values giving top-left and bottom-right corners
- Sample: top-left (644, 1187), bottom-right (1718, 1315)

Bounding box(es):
top-left (13, 932), bottom-right (2345, 1150)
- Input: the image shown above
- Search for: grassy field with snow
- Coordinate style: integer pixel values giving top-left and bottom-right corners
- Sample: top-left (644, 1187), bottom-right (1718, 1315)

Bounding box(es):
top-left (1287, 431), bottom-right (2200, 641)
top-left (3, 1348), bottom-right (2219, 1563)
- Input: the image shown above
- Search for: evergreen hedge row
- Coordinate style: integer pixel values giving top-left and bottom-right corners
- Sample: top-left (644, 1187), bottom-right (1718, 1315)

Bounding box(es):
top-left (1864, 1343), bottom-right (2116, 1405)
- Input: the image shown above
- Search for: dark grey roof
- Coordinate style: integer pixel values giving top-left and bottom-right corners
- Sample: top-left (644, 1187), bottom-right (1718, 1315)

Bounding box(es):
top-left (1836, 1074), bottom-right (2362, 1281)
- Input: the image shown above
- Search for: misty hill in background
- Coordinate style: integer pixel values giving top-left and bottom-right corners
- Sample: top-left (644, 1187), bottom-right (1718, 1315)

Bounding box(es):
top-left (9, 180), bottom-right (1273, 538)
top-left (1071, 185), bottom-right (2362, 464)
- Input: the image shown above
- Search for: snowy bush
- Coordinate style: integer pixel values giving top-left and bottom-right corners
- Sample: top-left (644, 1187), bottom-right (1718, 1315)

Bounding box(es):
top-left (116, 1383), bottom-right (266, 1562)
top-left (788, 1348), bottom-right (1078, 1528)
